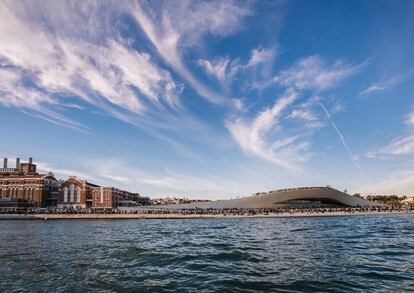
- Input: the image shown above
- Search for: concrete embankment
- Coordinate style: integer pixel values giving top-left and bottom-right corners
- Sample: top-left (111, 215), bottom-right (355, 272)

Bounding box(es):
top-left (0, 211), bottom-right (412, 220)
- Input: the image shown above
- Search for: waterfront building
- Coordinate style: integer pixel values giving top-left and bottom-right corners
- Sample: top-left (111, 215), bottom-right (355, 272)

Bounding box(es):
top-left (0, 157), bottom-right (59, 208)
top-left (139, 186), bottom-right (382, 210)
top-left (91, 187), bottom-right (142, 208)
top-left (57, 176), bottom-right (99, 209)
top-left (58, 176), bottom-right (149, 209)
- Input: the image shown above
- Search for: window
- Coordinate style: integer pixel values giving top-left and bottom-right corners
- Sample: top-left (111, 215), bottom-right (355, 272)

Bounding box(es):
top-left (28, 189), bottom-right (33, 201)
top-left (63, 187), bottom-right (68, 202)
top-left (69, 184), bottom-right (75, 202)
top-left (75, 187), bottom-right (81, 202)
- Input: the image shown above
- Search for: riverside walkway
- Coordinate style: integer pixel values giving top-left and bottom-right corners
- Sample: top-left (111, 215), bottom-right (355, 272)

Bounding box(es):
top-left (0, 206), bottom-right (412, 220)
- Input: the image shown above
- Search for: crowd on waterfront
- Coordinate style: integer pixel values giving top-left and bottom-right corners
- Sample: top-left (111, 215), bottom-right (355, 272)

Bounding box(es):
top-left (0, 205), bottom-right (413, 216)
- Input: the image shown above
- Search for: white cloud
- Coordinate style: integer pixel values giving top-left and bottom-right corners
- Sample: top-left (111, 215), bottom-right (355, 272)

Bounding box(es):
top-left (253, 55), bottom-right (365, 91)
top-left (0, 66), bottom-right (88, 132)
top-left (330, 101), bottom-right (346, 114)
top-left (76, 158), bottom-right (241, 198)
top-left (360, 169), bottom-right (414, 196)
top-left (360, 68), bottom-right (414, 95)
top-left (226, 90), bottom-right (310, 170)
top-left (290, 109), bottom-right (317, 121)
top-left (197, 57), bottom-right (232, 85)
top-left (0, 1), bottom-right (182, 131)
top-left (377, 135), bottom-right (414, 156)
top-left (406, 111), bottom-right (414, 126)
top-left (197, 46), bottom-right (276, 95)
top-left (132, 0), bottom-right (250, 105)
top-left (368, 108), bottom-right (414, 158)
top-left (36, 161), bottom-right (97, 181)
top-left (289, 108), bottom-right (325, 129)
top-left (246, 47), bottom-right (276, 67)
top-left (276, 55), bottom-right (365, 91)
top-left (287, 96), bottom-right (326, 129)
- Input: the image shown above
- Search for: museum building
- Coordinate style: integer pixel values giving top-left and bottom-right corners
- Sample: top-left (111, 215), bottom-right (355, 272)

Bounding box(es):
top-left (0, 157), bottom-right (148, 209)
top-left (57, 176), bottom-right (147, 209)
top-left (0, 158), bottom-right (59, 208)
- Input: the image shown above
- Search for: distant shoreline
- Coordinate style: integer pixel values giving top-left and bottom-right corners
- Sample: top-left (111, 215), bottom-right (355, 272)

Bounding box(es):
top-left (0, 211), bottom-right (413, 220)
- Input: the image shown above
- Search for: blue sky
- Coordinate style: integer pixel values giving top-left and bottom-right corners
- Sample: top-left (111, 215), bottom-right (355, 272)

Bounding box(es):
top-left (1, 0), bottom-right (414, 198)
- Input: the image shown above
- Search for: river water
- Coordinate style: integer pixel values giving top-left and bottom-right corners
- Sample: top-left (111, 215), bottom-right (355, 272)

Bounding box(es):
top-left (0, 215), bottom-right (413, 292)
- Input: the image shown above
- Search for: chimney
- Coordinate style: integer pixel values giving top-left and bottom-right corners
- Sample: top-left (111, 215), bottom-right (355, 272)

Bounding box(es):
top-left (29, 157), bottom-right (33, 164)
top-left (16, 157), bottom-right (20, 169)
top-left (3, 158), bottom-right (7, 169)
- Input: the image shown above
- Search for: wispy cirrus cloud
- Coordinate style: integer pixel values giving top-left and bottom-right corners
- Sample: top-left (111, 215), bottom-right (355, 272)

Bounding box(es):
top-left (370, 135), bottom-right (414, 157)
top-left (228, 55), bottom-right (363, 169)
top-left (0, 66), bottom-right (88, 132)
top-left (246, 47), bottom-right (277, 67)
top-left (132, 0), bottom-right (251, 105)
top-left (71, 157), bottom-right (241, 197)
top-left (359, 168), bottom-right (414, 196)
top-left (367, 108), bottom-right (414, 158)
top-left (253, 55), bottom-right (366, 91)
top-left (407, 111), bottom-right (414, 126)
top-left (289, 109), bottom-right (324, 128)
top-left (276, 55), bottom-right (367, 91)
top-left (197, 57), bottom-right (234, 89)
top-left (35, 161), bottom-right (98, 181)
top-left (0, 1), bottom-right (186, 132)
top-left (226, 90), bottom-right (311, 171)
top-left (360, 68), bottom-right (414, 95)
top-left (197, 46), bottom-right (277, 89)
top-left (23, 156), bottom-right (228, 196)
top-left (288, 96), bottom-right (326, 129)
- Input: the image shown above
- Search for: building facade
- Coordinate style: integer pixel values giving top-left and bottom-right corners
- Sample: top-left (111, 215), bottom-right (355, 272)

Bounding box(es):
top-left (91, 187), bottom-right (144, 209)
top-left (145, 187), bottom-right (382, 210)
top-left (57, 176), bottom-right (99, 209)
top-left (58, 177), bottom-right (146, 209)
top-left (0, 157), bottom-right (146, 209)
top-left (0, 157), bottom-right (59, 208)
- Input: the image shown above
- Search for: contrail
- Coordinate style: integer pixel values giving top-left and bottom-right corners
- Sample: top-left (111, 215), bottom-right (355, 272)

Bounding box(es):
top-left (319, 102), bottom-right (373, 188)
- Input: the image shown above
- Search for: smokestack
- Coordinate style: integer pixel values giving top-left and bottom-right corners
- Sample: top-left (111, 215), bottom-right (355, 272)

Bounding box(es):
top-left (16, 158), bottom-right (20, 169)
top-left (29, 157), bottom-right (33, 164)
top-left (3, 158), bottom-right (7, 169)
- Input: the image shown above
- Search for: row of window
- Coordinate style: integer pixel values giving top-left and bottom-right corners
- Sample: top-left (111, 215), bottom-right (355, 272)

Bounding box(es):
top-left (0, 188), bottom-right (36, 201)
top-left (1, 180), bottom-right (39, 184)
top-left (63, 184), bottom-right (81, 203)
top-left (92, 190), bottom-right (111, 194)
top-left (0, 179), bottom-right (59, 186)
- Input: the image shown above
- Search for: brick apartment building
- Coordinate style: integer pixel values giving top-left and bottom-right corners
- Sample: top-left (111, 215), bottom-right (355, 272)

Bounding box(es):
top-left (0, 157), bottom-right (59, 208)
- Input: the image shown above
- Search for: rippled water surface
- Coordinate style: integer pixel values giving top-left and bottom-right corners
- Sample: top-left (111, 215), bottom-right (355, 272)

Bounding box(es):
top-left (1, 215), bottom-right (414, 292)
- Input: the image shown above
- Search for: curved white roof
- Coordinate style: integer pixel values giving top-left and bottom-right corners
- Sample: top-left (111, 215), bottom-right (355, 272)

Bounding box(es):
top-left (149, 187), bottom-right (380, 209)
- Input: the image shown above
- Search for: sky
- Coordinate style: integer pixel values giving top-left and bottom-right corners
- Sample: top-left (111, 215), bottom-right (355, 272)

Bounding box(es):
top-left (1, 0), bottom-right (414, 198)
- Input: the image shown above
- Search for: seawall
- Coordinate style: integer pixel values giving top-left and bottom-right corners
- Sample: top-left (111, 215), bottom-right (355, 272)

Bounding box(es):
top-left (0, 211), bottom-right (412, 220)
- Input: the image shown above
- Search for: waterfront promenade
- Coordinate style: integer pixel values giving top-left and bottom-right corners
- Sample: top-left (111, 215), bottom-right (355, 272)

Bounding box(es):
top-left (0, 208), bottom-right (412, 220)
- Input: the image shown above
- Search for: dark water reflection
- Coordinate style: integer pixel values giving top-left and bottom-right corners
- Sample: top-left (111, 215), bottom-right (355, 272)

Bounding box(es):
top-left (0, 215), bottom-right (413, 292)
